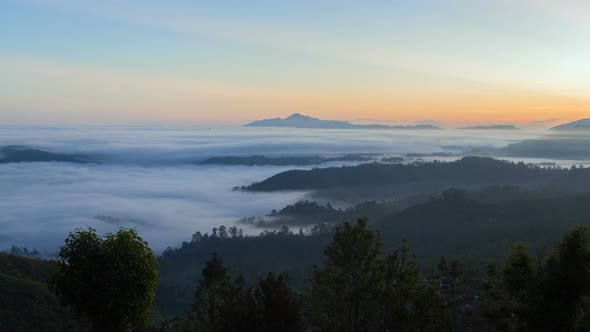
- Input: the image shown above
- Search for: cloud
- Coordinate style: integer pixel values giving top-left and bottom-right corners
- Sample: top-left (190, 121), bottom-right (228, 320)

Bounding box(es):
top-left (0, 162), bottom-right (309, 254)
top-left (0, 125), bottom-right (548, 254)
top-left (521, 118), bottom-right (560, 128)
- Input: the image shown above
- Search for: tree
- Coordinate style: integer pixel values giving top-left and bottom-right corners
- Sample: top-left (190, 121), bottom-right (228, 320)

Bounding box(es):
top-left (255, 273), bottom-right (303, 332)
top-left (482, 227), bottom-right (590, 331)
top-left (278, 225), bottom-right (292, 236)
top-left (191, 231), bottom-right (202, 244)
top-left (536, 226), bottom-right (590, 331)
top-left (48, 227), bottom-right (158, 332)
top-left (218, 225), bottom-right (228, 239)
top-left (381, 243), bottom-right (453, 331)
top-left (481, 262), bottom-right (510, 330)
top-left (502, 243), bottom-right (535, 330)
top-left (229, 226), bottom-right (238, 238)
top-left (481, 243), bottom-right (536, 331)
top-left (193, 253), bottom-right (235, 332)
top-left (308, 218), bottom-right (383, 331)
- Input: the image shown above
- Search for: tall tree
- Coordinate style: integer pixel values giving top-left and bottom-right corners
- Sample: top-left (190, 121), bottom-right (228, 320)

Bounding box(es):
top-left (482, 227), bottom-right (590, 331)
top-left (536, 226), bottom-right (590, 331)
top-left (48, 228), bottom-right (158, 332)
top-left (255, 273), bottom-right (303, 332)
top-left (308, 218), bottom-right (383, 331)
top-left (193, 253), bottom-right (234, 332)
top-left (381, 243), bottom-right (453, 331)
top-left (502, 243), bottom-right (535, 330)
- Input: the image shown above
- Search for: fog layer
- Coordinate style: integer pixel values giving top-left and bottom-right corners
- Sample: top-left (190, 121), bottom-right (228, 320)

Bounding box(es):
top-left (0, 125), bottom-right (583, 253)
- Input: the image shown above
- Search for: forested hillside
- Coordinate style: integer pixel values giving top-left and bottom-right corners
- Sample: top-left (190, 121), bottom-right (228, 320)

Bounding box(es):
top-left (0, 254), bottom-right (82, 331)
top-left (240, 157), bottom-right (574, 193)
top-left (153, 190), bottom-right (590, 318)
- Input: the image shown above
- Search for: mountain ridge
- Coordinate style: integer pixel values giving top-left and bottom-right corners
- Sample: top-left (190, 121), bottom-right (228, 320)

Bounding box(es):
top-left (460, 125), bottom-right (519, 130)
top-left (244, 113), bottom-right (441, 130)
top-left (551, 118), bottom-right (590, 131)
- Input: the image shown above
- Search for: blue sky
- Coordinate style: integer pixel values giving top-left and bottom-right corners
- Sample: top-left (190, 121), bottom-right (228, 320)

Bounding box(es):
top-left (1, 0), bottom-right (589, 125)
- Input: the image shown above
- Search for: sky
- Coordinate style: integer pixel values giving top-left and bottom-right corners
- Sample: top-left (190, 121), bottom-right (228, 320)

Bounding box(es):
top-left (1, 0), bottom-right (589, 126)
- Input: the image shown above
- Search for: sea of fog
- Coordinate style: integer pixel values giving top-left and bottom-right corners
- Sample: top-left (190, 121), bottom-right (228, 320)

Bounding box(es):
top-left (1, 125), bottom-right (587, 254)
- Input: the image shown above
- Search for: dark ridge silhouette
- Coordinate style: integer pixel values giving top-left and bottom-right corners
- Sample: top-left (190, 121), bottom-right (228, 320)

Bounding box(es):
top-left (0, 146), bottom-right (93, 164)
top-left (200, 154), bottom-right (375, 166)
top-left (244, 113), bottom-right (441, 130)
top-left (500, 138), bottom-right (590, 160)
top-left (239, 157), bottom-right (568, 192)
top-left (459, 125), bottom-right (519, 130)
top-left (551, 118), bottom-right (590, 131)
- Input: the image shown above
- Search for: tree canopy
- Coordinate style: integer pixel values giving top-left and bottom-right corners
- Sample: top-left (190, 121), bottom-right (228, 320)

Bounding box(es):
top-left (48, 227), bottom-right (158, 332)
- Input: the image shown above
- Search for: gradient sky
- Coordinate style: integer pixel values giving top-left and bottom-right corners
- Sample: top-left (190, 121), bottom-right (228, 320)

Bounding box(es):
top-left (1, 0), bottom-right (589, 126)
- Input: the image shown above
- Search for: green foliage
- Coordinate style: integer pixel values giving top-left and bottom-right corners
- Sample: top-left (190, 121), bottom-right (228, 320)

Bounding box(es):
top-left (481, 243), bottom-right (536, 330)
top-left (482, 227), bottom-right (590, 331)
top-left (156, 191), bottom-right (590, 320)
top-left (0, 253), bottom-right (82, 331)
top-left (308, 218), bottom-right (383, 331)
top-left (307, 218), bottom-right (461, 331)
top-left (193, 253), bottom-right (234, 331)
top-left (242, 157), bottom-right (569, 192)
top-left (192, 254), bottom-right (303, 332)
top-left (48, 227), bottom-right (158, 332)
top-left (255, 273), bottom-right (303, 332)
top-left (377, 192), bottom-right (590, 263)
top-left (536, 226), bottom-right (590, 331)
top-left (239, 200), bottom-right (401, 227)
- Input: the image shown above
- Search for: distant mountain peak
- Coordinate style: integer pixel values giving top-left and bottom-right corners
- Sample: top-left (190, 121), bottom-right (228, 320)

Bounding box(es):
top-left (551, 118), bottom-right (590, 131)
top-left (286, 113), bottom-right (309, 119)
top-left (244, 114), bottom-right (441, 130)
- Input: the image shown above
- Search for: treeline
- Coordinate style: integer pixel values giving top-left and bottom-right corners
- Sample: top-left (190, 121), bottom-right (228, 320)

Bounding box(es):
top-left (160, 220), bottom-right (590, 331)
top-left (160, 219), bottom-right (472, 331)
top-left (156, 223), bottom-right (333, 293)
top-left (237, 185), bottom-right (571, 228)
top-left (161, 254), bottom-right (304, 332)
top-left (239, 157), bottom-right (569, 192)
top-left (6, 220), bottom-right (590, 330)
top-left (5, 245), bottom-right (42, 259)
top-left (236, 157), bottom-right (590, 204)
top-left (237, 200), bottom-right (400, 227)
top-left (481, 226), bottom-right (590, 331)
top-left (155, 190), bottom-right (590, 318)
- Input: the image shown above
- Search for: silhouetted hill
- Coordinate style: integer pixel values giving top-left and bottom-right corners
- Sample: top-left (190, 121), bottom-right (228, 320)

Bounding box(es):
top-left (239, 157), bottom-right (565, 193)
top-left (0, 146), bottom-right (91, 164)
top-left (551, 118), bottom-right (590, 131)
top-left (200, 154), bottom-right (374, 166)
top-left (156, 190), bottom-right (590, 316)
top-left (376, 193), bottom-right (590, 261)
top-left (460, 125), bottom-right (519, 130)
top-left (0, 254), bottom-right (82, 330)
top-left (244, 113), bottom-right (440, 130)
top-left (155, 232), bottom-right (332, 317)
top-left (500, 138), bottom-right (590, 160)
top-left (238, 200), bottom-right (404, 227)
